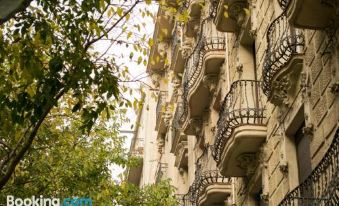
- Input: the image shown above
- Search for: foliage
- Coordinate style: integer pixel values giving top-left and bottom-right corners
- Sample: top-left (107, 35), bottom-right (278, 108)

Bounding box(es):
top-left (113, 180), bottom-right (178, 206)
top-left (0, 108), bottom-right (177, 205)
top-left (0, 0), bottom-right (151, 189)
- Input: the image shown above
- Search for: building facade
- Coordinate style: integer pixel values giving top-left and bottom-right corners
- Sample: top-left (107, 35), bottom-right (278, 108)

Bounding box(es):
top-left (127, 0), bottom-right (338, 205)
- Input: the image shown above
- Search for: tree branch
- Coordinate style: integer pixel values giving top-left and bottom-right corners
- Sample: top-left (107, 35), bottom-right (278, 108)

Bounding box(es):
top-left (84, 0), bottom-right (141, 51)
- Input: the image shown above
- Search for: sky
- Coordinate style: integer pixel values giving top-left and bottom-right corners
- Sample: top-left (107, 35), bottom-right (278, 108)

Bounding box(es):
top-left (92, 1), bottom-right (158, 181)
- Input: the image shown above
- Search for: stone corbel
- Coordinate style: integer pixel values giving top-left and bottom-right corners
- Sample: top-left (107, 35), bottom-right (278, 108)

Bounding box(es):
top-left (271, 76), bottom-right (291, 106)
top-left (236, 153), bottom-right (257, 176)
top-left (302, 123), bottom-right (314, 138)
top-left (203, 74), bottom-right (218, 94)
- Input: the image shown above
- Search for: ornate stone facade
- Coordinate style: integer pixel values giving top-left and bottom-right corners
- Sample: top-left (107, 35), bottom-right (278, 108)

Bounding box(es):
top-left (128, 1), bottom-right (339, 206)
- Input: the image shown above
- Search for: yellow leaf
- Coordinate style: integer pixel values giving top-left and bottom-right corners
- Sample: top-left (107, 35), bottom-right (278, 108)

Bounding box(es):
top-left (117, 7), bottom-right (123, 17)
top-left (244, 8), bottom-right (250, 16)
top-left (224, 11), bottom-right (229, 18)
top-left (127, 32), bottom-right (132, 39)
top-left (107, 7), bottom-right (114, 17)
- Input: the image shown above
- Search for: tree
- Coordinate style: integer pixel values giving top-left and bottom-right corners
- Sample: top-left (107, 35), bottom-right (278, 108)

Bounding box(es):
top-left (0, 106), bottom-right (177, 205)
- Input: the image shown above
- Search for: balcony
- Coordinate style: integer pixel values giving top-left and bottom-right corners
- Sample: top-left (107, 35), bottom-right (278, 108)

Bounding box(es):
top-left (188, 170), bottom-right (231, 205)
top-left (126, 139), bottom-right (144, 186)
top-left (170, 23), bottom-right (185, 73)
top-left (280, 0), bottom-right (337, 29)
top-left (174, 141), bottom-right (188, 170)
top-left (278, 129), bottom-right (339, 206)
top-left (262, 12), bottom-right (304, 105)
top-left (181, 37), bottom-right (226, 135)
top-left (214, 0), bottom-right (249, 32)
top-left (212, 80), bottom-right (266, 176)
top-left (155, 91), bottom-right (168, 134)
top-left (147, 7), bottom-right (174, 73)
top-left (184, 0), bottom-right (205, 37)
top-left (155, 163), bottom-right (168, 183)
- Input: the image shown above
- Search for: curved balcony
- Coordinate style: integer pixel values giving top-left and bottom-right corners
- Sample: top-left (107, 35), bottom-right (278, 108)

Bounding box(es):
top-left (262, 12), bottom-right (304, 105)
top-left (174, 141), bottom-right (188, 170)
top-left (171, 23), bottom-right (185, 73)
top-left (280, 0), bottom-right (337, 29)
top-left (147, 7), bottom-right (174, 73)
top-left (278, 128), bottom-right (339, 206)
top-left (213, 80), bottom-right (266, 176)
top-left (214, 0), bottom-right (249, 32)
top-left (155, 91), bottom-right (168, 139)
top-left (181, 37), bottom-right (226, 135)
top-left (171, 102), bottom-right (185, 148)
top-left (188, 170), bottom-right (231, 205)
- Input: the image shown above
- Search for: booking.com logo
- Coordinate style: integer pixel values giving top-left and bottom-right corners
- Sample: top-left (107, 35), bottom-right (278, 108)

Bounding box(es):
top-left (7, 195), bottom-right (92, 206)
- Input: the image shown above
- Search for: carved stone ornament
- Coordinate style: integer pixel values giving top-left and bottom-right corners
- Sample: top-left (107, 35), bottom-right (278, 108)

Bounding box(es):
top-left (249, 29), bottom-right (257, 38)
top-left (163, 109), bottom-right (173, 127)
top-left (271, 75), bottom-right (291, 106)
top-left (236, 153), bottom-right (257, 176)
top-left (330, 82), bottom-right (339, 95)
top-left (203, 74), bottom-right (218, 94)
top-left (181, 38), bottom-right (194, 59)
top-left (302, 123), bottom-right (314, 137)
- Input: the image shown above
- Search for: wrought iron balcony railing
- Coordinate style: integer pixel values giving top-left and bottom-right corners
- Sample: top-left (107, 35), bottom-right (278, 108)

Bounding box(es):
top-left (213, 80), bottom-right (266, 162)
top-left (188, 170), bottom-right (230, 205)
top-left (262, 11), bottom-right (304, 98)
top-left (176, 194), bottom-right (191, 206)
top-left (156, 91), bottom-right (167, 125)
top-left (180, 37), bottom-right (227, 123)
top-left (278, 129), bottom-right (339, 206)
